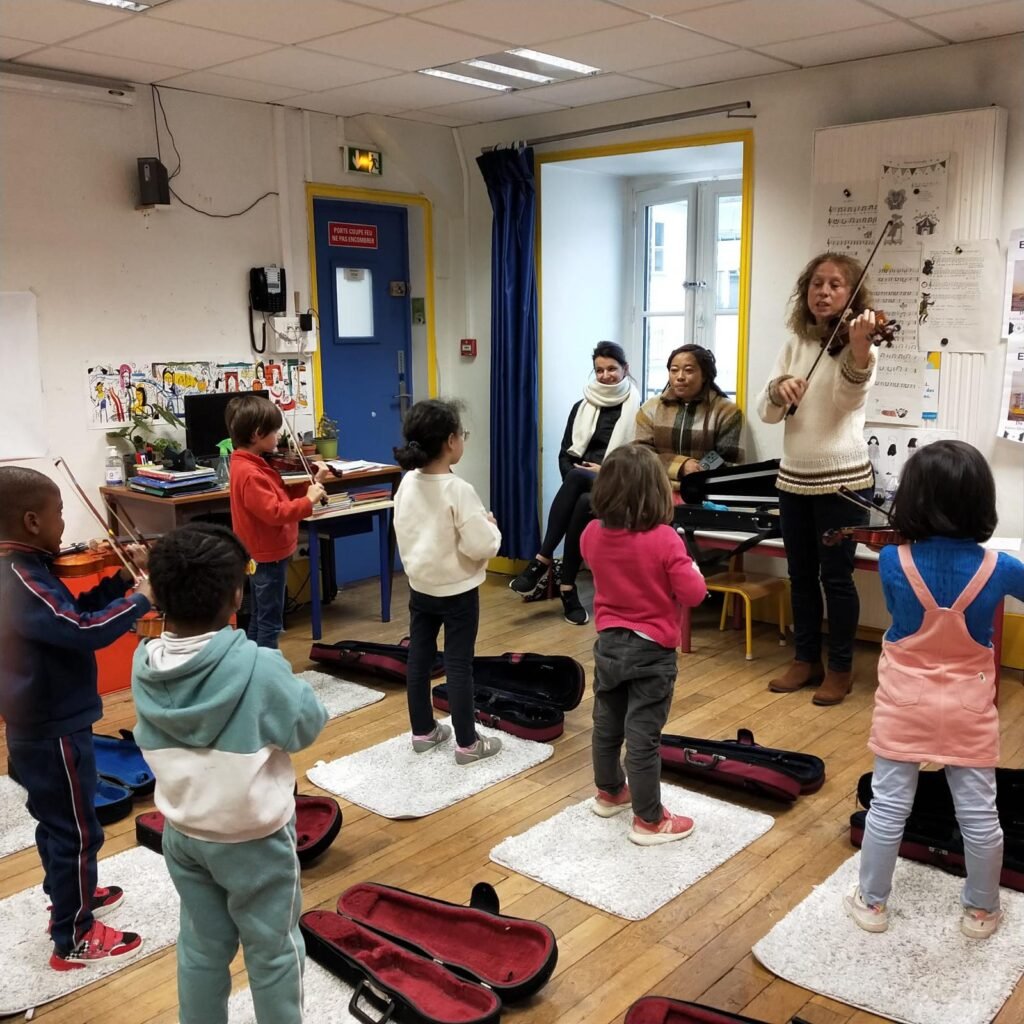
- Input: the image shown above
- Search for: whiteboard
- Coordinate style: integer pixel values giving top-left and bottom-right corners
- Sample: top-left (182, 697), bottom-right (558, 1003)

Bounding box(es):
top-left (0, 292), bottom-right (46, 460)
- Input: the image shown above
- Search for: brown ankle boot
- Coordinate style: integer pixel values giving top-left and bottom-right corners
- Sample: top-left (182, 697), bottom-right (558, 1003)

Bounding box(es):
top-left (768, 661), bottom-right (825, 693)
top-left (812, 669), bottom-right (853, 705)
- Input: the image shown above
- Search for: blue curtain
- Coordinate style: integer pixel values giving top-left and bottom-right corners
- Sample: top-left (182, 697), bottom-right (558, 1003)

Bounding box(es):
top-left (476, 147), bottom-right (540, 560)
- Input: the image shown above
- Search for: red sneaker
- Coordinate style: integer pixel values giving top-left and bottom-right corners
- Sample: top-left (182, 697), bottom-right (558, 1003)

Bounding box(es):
top-left (629, 807), bottom-right (695, 846)
top-left (50, 920), bottom-right (143, 971)
top-left (47, 885), bottom-right (124, 934)
top-left (591, 785), bottom-right (632, 818)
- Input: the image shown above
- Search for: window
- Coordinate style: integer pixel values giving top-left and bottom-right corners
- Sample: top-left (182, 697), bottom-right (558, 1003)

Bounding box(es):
top-left (335, 266), bottom-right (374, 338)
top-left (634, 181), bottom-right (742, 400)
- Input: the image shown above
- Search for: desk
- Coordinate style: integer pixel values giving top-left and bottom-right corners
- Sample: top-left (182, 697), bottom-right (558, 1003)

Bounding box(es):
top-left (681, 531), bottom-right (1019, 669)
top-left (100, 464), bottom-right (402, 631)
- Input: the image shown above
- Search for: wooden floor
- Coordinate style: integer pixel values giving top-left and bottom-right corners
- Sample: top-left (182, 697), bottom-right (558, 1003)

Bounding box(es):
top-left (3, 573), bottom-right (1023, 1024)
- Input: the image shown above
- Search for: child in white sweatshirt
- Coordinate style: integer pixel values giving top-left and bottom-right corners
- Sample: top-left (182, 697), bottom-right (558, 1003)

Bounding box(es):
top-left (392, 399), bottom-right (502, 765)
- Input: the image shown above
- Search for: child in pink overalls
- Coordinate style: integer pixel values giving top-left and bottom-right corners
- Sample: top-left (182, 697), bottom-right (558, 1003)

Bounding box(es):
top-left (846, 441), bottom-right (1024, 939)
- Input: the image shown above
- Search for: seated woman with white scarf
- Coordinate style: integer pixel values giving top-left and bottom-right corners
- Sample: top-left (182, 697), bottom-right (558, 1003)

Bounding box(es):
top-left (510, 341), bottom-right (640, 625)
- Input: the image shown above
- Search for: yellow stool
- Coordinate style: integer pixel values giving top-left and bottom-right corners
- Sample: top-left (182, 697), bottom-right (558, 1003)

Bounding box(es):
top-left (705, 571), bottom-right (788, 661)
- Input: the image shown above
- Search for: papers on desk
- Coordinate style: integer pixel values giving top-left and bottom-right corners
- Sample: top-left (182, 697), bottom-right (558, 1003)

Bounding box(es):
top-left (326, 459), bottom-right (385, 473)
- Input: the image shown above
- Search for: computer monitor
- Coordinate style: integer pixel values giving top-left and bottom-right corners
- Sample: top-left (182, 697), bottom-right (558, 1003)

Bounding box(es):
top-left (184, 390), bottom-right (271, 458)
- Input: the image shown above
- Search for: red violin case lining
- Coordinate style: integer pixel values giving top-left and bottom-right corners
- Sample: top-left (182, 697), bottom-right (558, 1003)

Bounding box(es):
top-left (626, 996), bottom-right (810, 1024)
top-left (433, 652), bottom-right (585, 742)
top-left (660, 730), bottom-right (825, 804)
top-left (135, 794), bottom-right (342, 866)
top-left (308, 637), bottom-right (443, 684)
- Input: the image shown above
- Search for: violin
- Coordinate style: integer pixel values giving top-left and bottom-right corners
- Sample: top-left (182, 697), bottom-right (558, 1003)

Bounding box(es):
top-left (823, 309), bottom-right (900, 356)
top-left (822, 525), bottom-right (904, 549)
top-left (52, 540), bottom-right (126, 578)
top-left (134, 611), bottom-right (165, 638)
top-left (264, 451), bottom-right (342, 478)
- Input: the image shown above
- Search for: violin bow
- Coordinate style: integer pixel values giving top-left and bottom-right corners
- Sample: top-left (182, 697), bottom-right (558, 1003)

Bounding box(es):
top-left (103, 494), bottom-right (146, 547)
top-left (786, 218), bottom-right (894, 418)
top-left (277, 416), bottom-right (328, 506)
top-left (836, 485), bottom-right (894, 522)
top-left (54, 458), bottom-right (146, 582)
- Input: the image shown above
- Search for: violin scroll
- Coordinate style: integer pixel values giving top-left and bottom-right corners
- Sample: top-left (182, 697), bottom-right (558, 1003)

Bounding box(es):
top-left (825, 309), bottom-right (900, 356)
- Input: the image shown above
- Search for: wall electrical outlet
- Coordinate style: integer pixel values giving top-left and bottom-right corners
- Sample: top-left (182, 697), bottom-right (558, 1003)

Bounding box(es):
top-left (270, 315), bottom-right (317, 353)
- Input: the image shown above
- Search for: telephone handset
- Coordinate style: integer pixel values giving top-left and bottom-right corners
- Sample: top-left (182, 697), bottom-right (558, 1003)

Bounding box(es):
top-left (250, 265), bottom-right (287, 314)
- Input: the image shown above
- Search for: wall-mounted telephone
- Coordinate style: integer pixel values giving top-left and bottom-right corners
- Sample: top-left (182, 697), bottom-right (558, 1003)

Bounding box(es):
top-left (250, 265), bottom-right (287, 313)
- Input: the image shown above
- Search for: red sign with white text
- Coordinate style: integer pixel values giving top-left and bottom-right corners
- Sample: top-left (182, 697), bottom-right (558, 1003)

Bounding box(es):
top-left (328, 222), bottom-right (378, 248)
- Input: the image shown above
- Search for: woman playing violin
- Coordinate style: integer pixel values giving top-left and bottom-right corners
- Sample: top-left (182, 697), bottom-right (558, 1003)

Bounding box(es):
top-left (757, 253), bottom-right (880, 706)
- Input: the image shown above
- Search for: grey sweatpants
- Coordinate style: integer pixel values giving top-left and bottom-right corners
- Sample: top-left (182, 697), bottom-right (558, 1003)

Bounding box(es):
top-left (592, 627), bottom-right (678, 823)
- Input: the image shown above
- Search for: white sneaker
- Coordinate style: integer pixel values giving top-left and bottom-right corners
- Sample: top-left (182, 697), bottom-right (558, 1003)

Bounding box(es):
top-left (843, 887), bottom-right (888, 933)
top-left (961, 906), bottom-right (1002, 940)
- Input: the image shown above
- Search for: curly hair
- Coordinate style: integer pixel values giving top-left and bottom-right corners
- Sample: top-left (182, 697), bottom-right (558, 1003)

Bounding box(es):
top-left (393, 399), bottom-right (465, 470)
top-left (786, 253), bottom-right (874, 341)
top-left (147, 523), bottom-right (250, 629)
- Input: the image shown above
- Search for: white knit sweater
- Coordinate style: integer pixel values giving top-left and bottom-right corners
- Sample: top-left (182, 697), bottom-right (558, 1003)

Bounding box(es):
top-left (756, 337), bottom-right (877, 495)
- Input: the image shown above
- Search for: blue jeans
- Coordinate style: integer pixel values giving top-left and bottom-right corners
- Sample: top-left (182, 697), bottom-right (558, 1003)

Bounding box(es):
top-left (246, 557), bottom-right (289, 649)
top-left (860, 756), bottom-right (1003, 911)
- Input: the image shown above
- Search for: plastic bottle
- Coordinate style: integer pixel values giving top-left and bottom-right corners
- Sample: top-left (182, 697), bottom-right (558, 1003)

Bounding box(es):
top-left (215, 438), bottom-right (232, 487)
top-left (105, 446), bottom-right (125, 486)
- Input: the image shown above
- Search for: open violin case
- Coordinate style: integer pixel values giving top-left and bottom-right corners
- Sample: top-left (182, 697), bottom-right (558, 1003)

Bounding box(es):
top-left (300, 881), bottom-right (558, 1024)
top-left (309, 637), bottom-right (444, 685)
top-left (850, 767), bottom-right (1024, 891)
top-left (433, 652), bottom-right (585, 742)
top-left (136, 794), bottom-right (343, 866)
top-left (660, 729), bottom-right (825, 803)
top-left (626, 997), bottom-right (811, 1024)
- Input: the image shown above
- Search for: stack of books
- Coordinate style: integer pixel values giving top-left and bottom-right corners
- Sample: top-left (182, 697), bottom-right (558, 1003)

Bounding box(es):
top-left (128, 465), bottom-right (219, 498)
top-left (351, 485), bottom-right (392, 504)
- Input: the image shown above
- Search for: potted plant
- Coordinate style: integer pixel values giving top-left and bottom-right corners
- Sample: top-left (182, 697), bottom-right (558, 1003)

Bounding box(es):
top-left (106, 404), bottom-right (184, 475)
top-left (315, 415), bottom-right (339, 460)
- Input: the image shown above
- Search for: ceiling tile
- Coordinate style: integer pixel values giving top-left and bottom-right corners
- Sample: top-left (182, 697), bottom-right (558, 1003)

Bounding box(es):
top-left (552, 19), bottom-right (733, 72)
top-left (413, 0), bottom-right (645, 46)
top-left (278, 87), bottom-right (406, 116)
top-left (668, 0), bottom-right (891, 46)
top-left (327, 69), bottom-right (511, 107)
top-left (18, 47), bottom-right (187, 83)
top-left (149, 0), bottom-right (390, 44)
top-left (351, 0), bottom-right (460, 10)
top-left (527, 73), bottom-right (670, 107)
top-left (156, 70), bottom-right (307, 103)
top-left (0, 0), bottom-right (128, 45)
top-left (392, 107), bottom-right (478, 126)
top-left (911, 0), bottom-right (1024, 41)
top-left (212, 47), bottom-right (399, 91)
top-left (613, 0), bottom-right (738, 13)
top-left (0, 35), bottom-right (40, 59)
top-left (300, 17), bottom-right (502, 70)
top-left (635, 49), bottom-right (792, 88)
top-left (423, 91), bottom-right (566, 121)
top-left (869, 0), bottom-right (1009, 15)
top-left (759, 20), bottom-right (941, 64)
top-left (62, 19), bottom-right (276, 70)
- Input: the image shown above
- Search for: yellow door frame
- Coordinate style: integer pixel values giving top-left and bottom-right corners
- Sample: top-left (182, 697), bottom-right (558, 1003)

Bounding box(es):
top-left (534, 128), bottom-right (754, 413)
top-left (305, 183), bottom-right (438, 421)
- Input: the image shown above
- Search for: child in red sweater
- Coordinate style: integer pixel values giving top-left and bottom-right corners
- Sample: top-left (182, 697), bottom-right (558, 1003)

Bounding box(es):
top-left (580, 445), bottom-right (707, 845)
top-left (226, 396), bottom-right (328, 648)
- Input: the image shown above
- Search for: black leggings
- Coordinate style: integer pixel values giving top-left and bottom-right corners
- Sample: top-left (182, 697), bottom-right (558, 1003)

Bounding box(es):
top-left (538, 468), bottom-right (595, 586)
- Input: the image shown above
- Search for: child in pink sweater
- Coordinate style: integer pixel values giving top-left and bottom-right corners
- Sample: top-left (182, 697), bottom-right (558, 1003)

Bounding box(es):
top-left (580, 445), bottom-right (707, 845)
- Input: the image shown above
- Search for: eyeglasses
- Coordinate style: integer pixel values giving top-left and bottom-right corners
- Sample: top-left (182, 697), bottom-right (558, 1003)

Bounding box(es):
top-left (459, 430), bottom-right (471, 441)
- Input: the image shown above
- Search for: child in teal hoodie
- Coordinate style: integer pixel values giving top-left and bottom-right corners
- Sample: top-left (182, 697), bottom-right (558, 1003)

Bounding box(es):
top-left (131, 524), bottom-right (328, 1024)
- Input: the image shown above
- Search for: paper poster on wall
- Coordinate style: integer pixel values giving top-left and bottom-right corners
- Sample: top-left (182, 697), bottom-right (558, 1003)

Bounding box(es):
top-left (0, 292), bottom-right (46, 460)
top-left (866, 250), bottom-right (926, 425)
top-left (877, 155), bottom-right (948, 247)
top-left (812, 181), bottom-right (879, 262)
top-left (86, 362), bottom-right (158, 428)
top-left (917, 240), bottom-right (1002, 352)
top-left (1003, 228), bottom-right (1024, 340)
top-left (921, 351), bottom-right (941, 421)
top-left (997, 337), bottom-right (1024, 444)
top-left (151, 362), bottom-right (214, 417)
top-left (865, 426), bottom-right (958, 505)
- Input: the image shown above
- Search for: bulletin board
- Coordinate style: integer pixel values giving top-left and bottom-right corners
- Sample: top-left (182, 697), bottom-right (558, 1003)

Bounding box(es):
top-left (811, 106), bottom-right (1007, 442)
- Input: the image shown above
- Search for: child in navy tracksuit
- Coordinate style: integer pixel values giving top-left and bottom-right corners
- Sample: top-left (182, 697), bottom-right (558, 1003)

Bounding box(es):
top-left (0, 466), bottom-right (152, 970)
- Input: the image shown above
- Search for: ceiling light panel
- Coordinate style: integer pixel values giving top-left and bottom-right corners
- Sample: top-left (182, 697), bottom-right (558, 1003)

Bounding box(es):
top-left (81, 0), bottom-right (149, 11)
top-left (464, 60), bottom-right (553, 83)
top-left (506, 48), bottom-right (601, 75)
top-left (419, 68), bottom-right (511, 91)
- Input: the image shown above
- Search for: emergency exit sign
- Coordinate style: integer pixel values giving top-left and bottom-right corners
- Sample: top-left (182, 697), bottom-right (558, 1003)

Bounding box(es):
top-left (347, 147), bottom-right (382, 175)
top-left (328, 222), bottom-right (378, 248)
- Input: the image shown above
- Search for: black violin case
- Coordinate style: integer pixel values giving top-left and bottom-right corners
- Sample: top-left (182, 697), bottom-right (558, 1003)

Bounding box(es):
top-left (626, 996), bottom-right (811, 1024)
top-left (135, 793), bottom-right (342, 866)
top-left (301, 881), bottom-right (557, 1024)
top-left (309, 637), bottom-right (443, 684)
top-left (660, 729), bottom-right (825, 803)
top-left (433, 652), bottom-right (585, 742)
top-left (850, 767), bottom-right (1024, 891)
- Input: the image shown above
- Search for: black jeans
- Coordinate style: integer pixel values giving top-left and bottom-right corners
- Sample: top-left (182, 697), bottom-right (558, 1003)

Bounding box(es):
top-left (538, 467), bottom-right (596, 586)
top-left (592, 628), bottom-right (678, 823)
top-left (777, 487), bottom-right (871, 672)
top-left (406, 587), bottom-right (479, 748)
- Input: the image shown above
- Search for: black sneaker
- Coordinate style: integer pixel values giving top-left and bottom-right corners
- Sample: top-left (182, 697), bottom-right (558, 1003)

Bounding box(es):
top-left (560, 586), bottom-right (589, 625)
top-left (510, 558), bottom-right (548, 594)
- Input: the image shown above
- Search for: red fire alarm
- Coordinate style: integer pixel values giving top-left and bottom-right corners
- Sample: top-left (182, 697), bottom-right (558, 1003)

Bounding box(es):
top-left (460, 338), bottom-right (477, 357)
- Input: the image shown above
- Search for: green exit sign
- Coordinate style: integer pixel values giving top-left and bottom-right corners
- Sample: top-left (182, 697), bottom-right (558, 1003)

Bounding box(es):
top-left (347, 147), bottom-right (382, 175)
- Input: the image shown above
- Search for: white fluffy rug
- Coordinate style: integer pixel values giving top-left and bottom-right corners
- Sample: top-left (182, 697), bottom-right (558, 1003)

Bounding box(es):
top-left (0, 774), bottom-right (35, 859)
top-left (229, 960), bottom-right (358, 1023)
top-left (298, 670), bottom-right (384, 721)
top-left (490, 783), bottom-right (774, 920)
top-left (0, 845), bottom-right (179, 1016)
top-left (752, 853), bottom-right (1024, 1024)
top-left (307, 718), bottom-right (553, 819)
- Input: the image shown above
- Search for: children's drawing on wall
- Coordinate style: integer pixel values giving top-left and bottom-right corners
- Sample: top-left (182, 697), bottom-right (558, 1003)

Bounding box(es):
top-left (86, 363), bottom-right (150, 428)
top-left (151, 362), bottom-right (213, 417)
top-left (864, 427), bottom-right (958, 506)
top-left (877, 155), bottom-right (948, 244)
